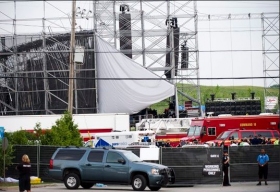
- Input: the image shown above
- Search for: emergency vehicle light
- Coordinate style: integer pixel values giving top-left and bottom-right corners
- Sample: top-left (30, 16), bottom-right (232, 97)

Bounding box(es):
top-left (219, 124), bottom-right (225, 127)
top-left (270, 122), bottom-right (276, 125)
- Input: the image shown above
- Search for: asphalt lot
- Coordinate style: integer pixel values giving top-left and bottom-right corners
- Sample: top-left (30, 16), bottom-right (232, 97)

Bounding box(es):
top-left (1, 181), bottom-right (279, 192)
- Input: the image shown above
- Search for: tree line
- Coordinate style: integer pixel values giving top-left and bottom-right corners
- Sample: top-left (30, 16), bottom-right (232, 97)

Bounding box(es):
top-left (0, 111), bottom-right (83, 177)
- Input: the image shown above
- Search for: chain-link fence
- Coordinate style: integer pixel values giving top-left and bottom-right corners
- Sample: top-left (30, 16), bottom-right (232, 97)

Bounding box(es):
top-left (4, 145), bottom-right (279, 184)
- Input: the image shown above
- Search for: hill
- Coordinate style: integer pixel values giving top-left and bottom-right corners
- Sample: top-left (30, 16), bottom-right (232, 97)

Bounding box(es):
top-left (151, 84), bottom-right (279, 114)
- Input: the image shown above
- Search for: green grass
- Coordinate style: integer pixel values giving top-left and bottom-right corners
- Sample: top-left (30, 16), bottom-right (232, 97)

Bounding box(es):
top-left (0, 182), bottom-right (18, 187)
top-left (150, 84), bottom-right (279, 114)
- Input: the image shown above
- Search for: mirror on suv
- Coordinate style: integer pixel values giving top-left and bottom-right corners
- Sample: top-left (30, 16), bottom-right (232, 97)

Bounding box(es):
top-left (118, 158), bottom-right (126, 164)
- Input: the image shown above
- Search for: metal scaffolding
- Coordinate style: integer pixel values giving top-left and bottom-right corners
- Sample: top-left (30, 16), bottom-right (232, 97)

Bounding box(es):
top-left (93, 0), bottom-right (201, 115)
top-left (0, 1), bottom-right (97, 115)
top-left (261, 13), bottom-right (279, 111)
top-left (0, 1), bottom-right (201, 116)
top-left (1, 1), bottom-right (276, 116)
top-left (197, 12), bottom-right (279, 113)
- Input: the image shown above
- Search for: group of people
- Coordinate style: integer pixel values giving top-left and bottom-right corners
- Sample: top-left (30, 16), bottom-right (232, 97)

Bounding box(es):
top-left (230, 136), bottom-right (279, 146)
top-left (222, 148), bottom-right (270, 187)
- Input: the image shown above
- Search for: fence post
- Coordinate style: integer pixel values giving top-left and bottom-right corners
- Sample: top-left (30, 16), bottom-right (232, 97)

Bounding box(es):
top-left (228, 146), bottom-right (230, 184)
top-left (159, 147), bottom-right (162, 164)
top-left (37, 144), bottom-right (40, 177)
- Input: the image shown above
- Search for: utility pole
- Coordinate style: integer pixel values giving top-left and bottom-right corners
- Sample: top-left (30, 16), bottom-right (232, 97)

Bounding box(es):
top-left (68, 0), bottom-right (76, 114)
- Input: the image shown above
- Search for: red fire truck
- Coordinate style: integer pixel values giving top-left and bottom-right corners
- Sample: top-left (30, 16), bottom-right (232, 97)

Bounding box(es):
top-left (180, 114), bottom-right (280, 144)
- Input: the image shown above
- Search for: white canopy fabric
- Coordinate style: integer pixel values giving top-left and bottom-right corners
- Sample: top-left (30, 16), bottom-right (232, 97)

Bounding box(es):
top-left (96, 36), bottom-right (175, 114)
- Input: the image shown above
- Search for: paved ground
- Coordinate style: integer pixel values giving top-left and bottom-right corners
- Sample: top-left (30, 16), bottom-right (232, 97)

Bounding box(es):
top-left (1, 181), bottom-right (279, 192)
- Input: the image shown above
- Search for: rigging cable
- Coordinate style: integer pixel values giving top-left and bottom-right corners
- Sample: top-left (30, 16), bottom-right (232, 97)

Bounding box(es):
top-left (229, 14), bottom-right (235, 91)
top-left (248, 13), bottom-right (254, 90)
top-left (208, 15), bottom-right (213, 86)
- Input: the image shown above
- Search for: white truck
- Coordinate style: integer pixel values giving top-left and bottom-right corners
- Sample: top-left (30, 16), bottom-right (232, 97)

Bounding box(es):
top-left (84, 130), bottom-right (156, 148)
top-left (0, 113), bottom-right (129, 141)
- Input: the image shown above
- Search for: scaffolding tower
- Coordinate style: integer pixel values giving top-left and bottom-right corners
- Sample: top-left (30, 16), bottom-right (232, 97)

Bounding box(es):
top-left (0, 0), bottom-right (201, 116)
top-left (93, 0), bottom-right (201, 115)
top-left (261, 13), bottom-right (279, 112)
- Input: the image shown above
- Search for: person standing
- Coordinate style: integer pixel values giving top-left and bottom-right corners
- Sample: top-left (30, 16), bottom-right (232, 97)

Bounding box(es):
top-left (274, 137), bottom-right (279, 145)
top-left (222, 150), bottom-right (231, 186)
top-left (257, 149), bottom-right (269, 185)
top-left (16, 154), bottom-right (31, 192)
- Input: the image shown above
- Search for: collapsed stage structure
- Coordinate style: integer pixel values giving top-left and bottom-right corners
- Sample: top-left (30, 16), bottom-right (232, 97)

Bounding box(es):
top-left (0, 1), bottom-right (200, 116)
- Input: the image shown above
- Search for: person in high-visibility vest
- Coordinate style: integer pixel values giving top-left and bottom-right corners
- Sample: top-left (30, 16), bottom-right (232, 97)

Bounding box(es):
top-left (274, 137), bottom-right (279, 145)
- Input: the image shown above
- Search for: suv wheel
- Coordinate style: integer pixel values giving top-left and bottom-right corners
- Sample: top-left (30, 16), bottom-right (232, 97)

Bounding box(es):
top-left (81, 182), bottom-right (94, 189)
top-left (64, 173), bottom-right (80, 189)
top-left (148, 186), bottom-right (161, 191)
top-left (132, 175), bottom-right (147, 191)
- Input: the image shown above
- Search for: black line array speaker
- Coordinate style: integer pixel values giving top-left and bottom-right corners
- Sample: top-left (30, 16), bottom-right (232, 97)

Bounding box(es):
top-left (165, 27), bottom-right (180, 78)
top-left (205, 100), bottom-right (261, 116)
top-left (119, 13), bottom-right (132, 59)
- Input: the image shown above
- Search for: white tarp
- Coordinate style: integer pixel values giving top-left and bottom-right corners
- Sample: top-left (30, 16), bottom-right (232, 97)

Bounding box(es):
top-left (95, 36), bottom-right (175, 114)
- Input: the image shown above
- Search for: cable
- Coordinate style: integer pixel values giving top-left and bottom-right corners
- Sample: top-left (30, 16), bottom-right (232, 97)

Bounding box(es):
top-left (0, 10), bottom-right (13, 20)
top-left (0, 76), bottom-right (278, 81)
top-left (45, 1), bottom-right (69, 17)
top-left (249, 14), bottom-right (254, 90)
top-left (208, 15), bottom-right (213, 86)
top-left (229, 15), bottom-right (235, 91)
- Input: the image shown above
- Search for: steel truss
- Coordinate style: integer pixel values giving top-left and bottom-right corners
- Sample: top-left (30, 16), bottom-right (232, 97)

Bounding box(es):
top-left (198, 12), bottom-right (279, 113)
top-left (93, 0), bottom-right (201, 114)
top-left (1, 1), bottom-right (276, 116)
top-left (0, 1), bottom-right (201, 116)
top-left (261, 13), bottom-right (279, 111)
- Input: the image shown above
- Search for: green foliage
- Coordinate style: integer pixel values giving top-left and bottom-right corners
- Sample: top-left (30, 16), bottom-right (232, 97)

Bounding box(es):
top-left (270, 84), bottom-right (279, 88)
top-left (214, 85), bottom-right (220, 95)
top-left (0, 141), bottom-right (15, 177)
top-left (40, 130), bottom-right (53, 145)
top-left (5, 112), bottom-right (83, 147)
top-left (47, 111), bottom-right (83, 146)
top-left (5, 130), bottom-right (36, 145)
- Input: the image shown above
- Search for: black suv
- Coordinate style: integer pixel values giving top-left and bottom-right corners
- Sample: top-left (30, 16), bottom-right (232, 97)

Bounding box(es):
top-left (49, 147), bottom-right (175, 191)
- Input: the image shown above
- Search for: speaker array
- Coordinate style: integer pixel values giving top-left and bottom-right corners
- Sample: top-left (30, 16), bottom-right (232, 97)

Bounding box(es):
top-left (205, 100), bottom-right (261, 116)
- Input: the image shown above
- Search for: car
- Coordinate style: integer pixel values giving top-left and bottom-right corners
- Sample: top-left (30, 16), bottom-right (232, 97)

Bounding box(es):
top-left (48, 147), bottom-right (175, 191)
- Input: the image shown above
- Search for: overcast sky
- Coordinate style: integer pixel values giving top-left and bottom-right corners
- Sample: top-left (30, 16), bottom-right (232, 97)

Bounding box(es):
top-left (196, 1), bottom-right (279, 87)
top-left (0, 1), bottom-right (279, 87)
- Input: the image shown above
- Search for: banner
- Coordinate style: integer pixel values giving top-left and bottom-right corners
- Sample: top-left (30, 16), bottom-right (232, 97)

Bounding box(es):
top-left (0, 127), bottom-right (4, 140)
top-left (265, 96), bottom-right (278, 110)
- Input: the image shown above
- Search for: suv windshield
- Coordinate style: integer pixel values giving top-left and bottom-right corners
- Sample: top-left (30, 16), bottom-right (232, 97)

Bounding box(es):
top-left (122, 151), bottom-right (143, 162)
top-left (187, 126), bottom-right (202, 136)
top-left (216, 131), bottom-right (232, 139)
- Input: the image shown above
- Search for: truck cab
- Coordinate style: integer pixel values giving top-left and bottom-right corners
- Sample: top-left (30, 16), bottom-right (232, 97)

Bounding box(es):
top-left (206, 129), bottom-right (280, 147)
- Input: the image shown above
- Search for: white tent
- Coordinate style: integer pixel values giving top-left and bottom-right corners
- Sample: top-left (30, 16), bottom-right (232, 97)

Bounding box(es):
top-left (95, 36), bottom-right (175, 114)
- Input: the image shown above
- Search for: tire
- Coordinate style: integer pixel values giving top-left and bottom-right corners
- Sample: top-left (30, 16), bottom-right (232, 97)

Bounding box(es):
top-left (132, 174), bottom-right (147, 191)
top-left (80, 182), bottom-right (94, 189)
top-left (64, 173), bottom-right (81, 189)
top-left (148, 186), bottom-right (161, 191)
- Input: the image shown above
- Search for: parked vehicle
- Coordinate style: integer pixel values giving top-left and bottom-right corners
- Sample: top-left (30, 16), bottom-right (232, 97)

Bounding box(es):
top-left (136, 118), bottom-right (192, 147)
top-left (83, 130), bottom-right (155, 148)
top-left (206, 129), bottom-right (280, 147)
top-left (180, 114), bottom-right (279, 144)
top-left (0, 113), bottom-right (130, 141)
top-left (48, 147), bottom-right (175, 191)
